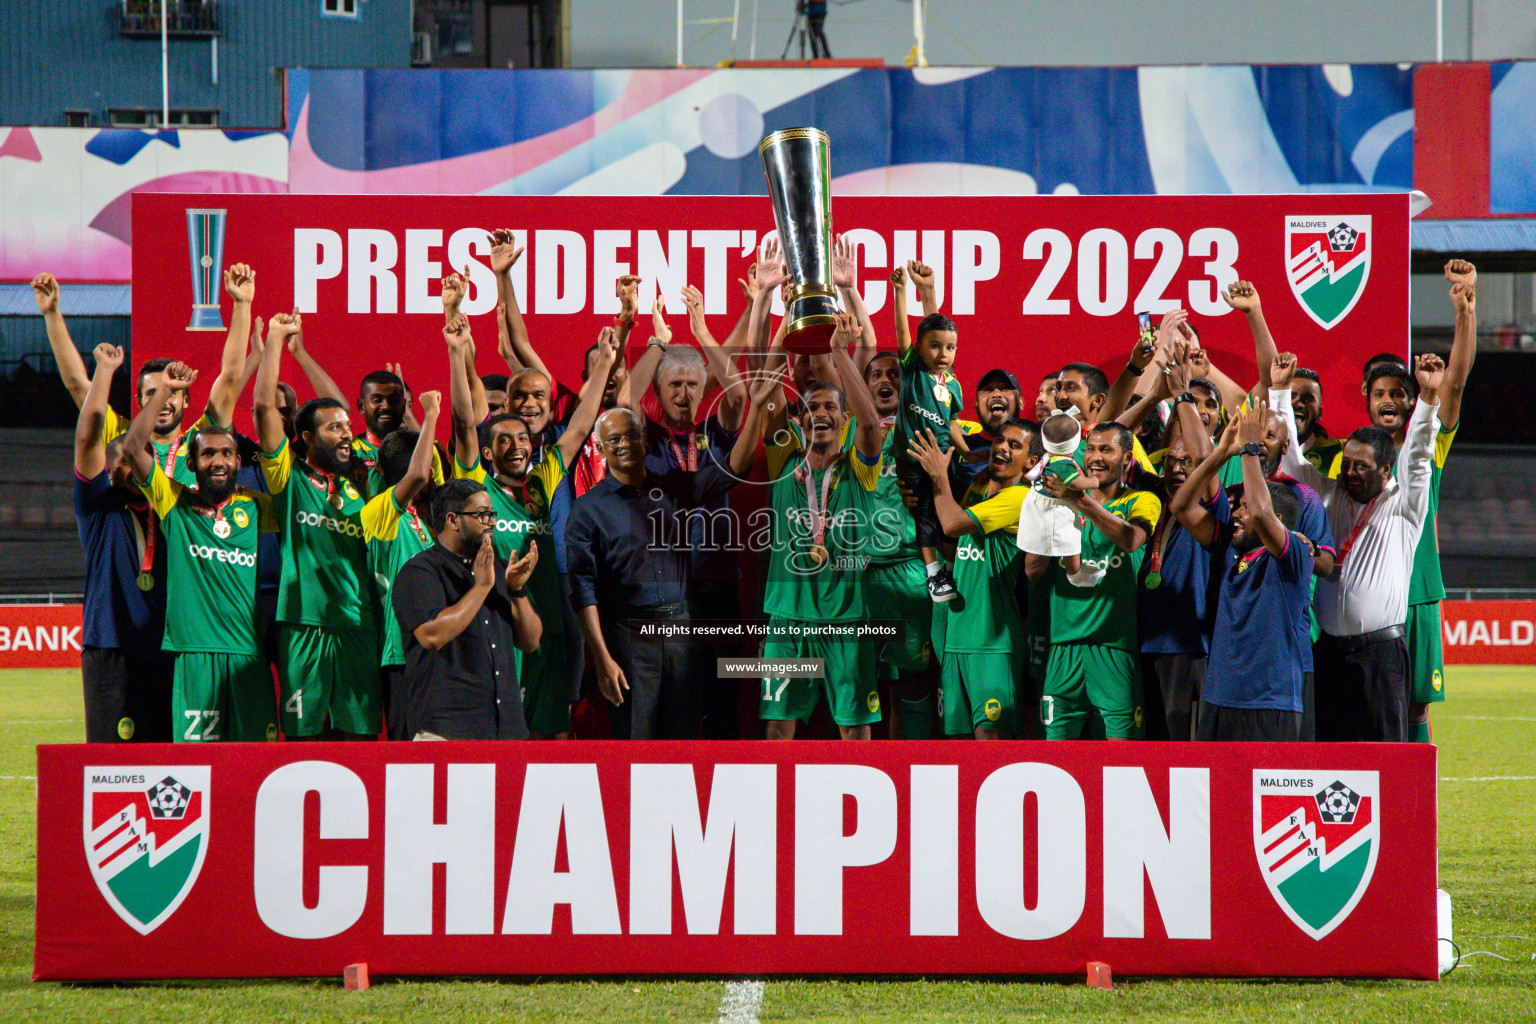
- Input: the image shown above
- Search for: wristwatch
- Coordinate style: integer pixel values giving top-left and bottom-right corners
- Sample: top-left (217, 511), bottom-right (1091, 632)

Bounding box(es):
top-left (509, 586), bottom-right (529, 599)
top-left (1124, 362), bottom-right (1144, 377)
top-left (1239, 442), bottom-right (1265, 458)
top-left (1172, 391), bottom-right (1197, 408)
top-left (647, 335), bottom-right (669, 351)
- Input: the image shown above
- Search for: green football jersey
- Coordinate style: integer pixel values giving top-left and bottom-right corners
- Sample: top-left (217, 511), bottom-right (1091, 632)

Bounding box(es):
top-left (364, 491), bottom-right (435, 667)
top-left (762, 446), bottom-right (884, 623)
top-left (895, 347), bottom-right (963, 454)
top-left (353, 435), bottom-right (448, 498)
top-left (934, 485), bottom-right (1026, 654)
top-left (867, 427), bottom-right (920, 566)
top-left (139, 463), bottom-right (275, 655)
top-left (260, 438), bottom-right (374, 631)
top-left (1407, 424), bottom-right (1455, 604)
top-left (1048, 487), bottom-right (1161, 651)
top-left (456, 453), bottom-right (562, 635)
top-left (149, 407), bottom-right (216, 487)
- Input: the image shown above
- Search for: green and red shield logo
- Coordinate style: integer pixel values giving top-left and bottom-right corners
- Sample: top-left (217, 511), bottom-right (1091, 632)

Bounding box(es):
top-left (84, 767), bottom-right (209, 935)
top-left (1254, 770), bottom-right (1379, 940)
top-left (1286, 216), bottom-right (1371, 330)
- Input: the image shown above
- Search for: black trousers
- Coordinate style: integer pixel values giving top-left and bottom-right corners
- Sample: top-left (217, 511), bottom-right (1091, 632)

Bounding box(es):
top-left (81, 645), bottom-right (174, 743)
top-left (1140, 653), bottom-right (1206, 741)
top-left (1196, 702), bottom-right (1303, 742)
top-left (603, 610), bottom-right (697, 740)
top-left (381, 664), bottom-right (410, 741)
top-left (1314, 632), bottom-right (1409, 742)
top-left (897, 459), bottom-right (942, 549)
top-left (689, 579), bottom-right (742, 739)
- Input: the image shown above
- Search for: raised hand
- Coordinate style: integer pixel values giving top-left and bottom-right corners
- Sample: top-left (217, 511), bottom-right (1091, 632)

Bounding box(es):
top-left (680, 285), bottom-right (707, 339)
top-left (1156, 308), bottom-right (1189, 350)
top-left (830, 310), bottom-right (860, 351)
top-left (1444, 258), bottom-right (1477, 291)
top-left (268, 311), bottom-right (302, 347)
top-left (488, 229), bottom-right (523, 276)
top-left (473, 531), bottom-right (495, 590)
top-left (164, 361), bottom-right (198, 391)
top-left (506, 541), bottom-right (538, 591)
top-left (93, 344), bottom-right (125, 374)
top-left (443, 312), bottom-right (471, 349)
top-left (757, 250), bottom-right (788, 293)
top-left (1238, 397), bottom-right (1267, 447)
top-left (738, 263), bottom-right (761, 303)
top-left (906, 260), bottom-right (935, 292)
top-left (1271, 351), bottom-right (1298, 390)
top-left (441, 272), bottom-right (467, 316)
top-left (1415, 352), bottom-right (1445, 395)
top-left (1221, 280), bottom-right (1259, 314)
top-left (595, 325), bottom-right (620, 363)
top-left (832, 234), bottom-right (856, 289)
top-left (1215, 414), bottom-right (1242, 458)
top-left (906, 428), bottom-right (953, 484)
top-left (651, 295), bottom-right (674, 345)
top-left (890, 265), bottom-right (906, 289)
top-left (615, 275), bottom-right (641, 320)
top-left (1186, 345), bottom-right (1211, 377)
top-left (224, 263), bottom-right (255, 304)
top-left (418, 389), bottom-right (442, 417)
top-left (1165, 338), bottom-right (1193, 391)
top-left (31, 273), bottom-right (59, 314)
top-left (251, 316), bottom-right (265, 355)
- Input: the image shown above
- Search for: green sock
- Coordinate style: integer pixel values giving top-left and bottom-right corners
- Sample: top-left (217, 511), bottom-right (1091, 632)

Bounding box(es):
top-left (899, 697), bottom-right (932, 740)
top-left (1412, 719), bottom-right (1432, 744)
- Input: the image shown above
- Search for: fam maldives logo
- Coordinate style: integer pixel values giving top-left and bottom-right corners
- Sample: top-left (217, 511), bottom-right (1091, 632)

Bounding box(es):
top-left (84, 767), bottom-right (210, 934)
top-left (1253, 770), bottom-right (1379, 940)
top-left (1285, 215), bottom-right (1371, 330)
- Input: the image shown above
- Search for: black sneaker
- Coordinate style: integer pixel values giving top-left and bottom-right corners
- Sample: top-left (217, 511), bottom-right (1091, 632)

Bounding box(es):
top-left (927, 566), bottom-right (958, 603)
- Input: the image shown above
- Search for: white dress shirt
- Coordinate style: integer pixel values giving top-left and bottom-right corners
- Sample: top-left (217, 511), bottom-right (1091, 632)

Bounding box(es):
top-left (1272, 388), bottom-right (1438, 637)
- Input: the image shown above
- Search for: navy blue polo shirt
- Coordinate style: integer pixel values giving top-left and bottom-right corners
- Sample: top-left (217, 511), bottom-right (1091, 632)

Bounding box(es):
top-left (644, 414), bottom-right (740, 582)
top-left (72, 471), bottom-right (166, 650)
top-left (1204, 528), bottom-right (1314, 712)
top-left (1138, 486), bottom-right (1228, 656)
top-left (1227, 474), bottom-right (1335, 672)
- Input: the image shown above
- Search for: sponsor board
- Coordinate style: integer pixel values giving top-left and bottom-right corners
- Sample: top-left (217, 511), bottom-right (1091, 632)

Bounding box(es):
top-left (37, 742), bottom-right (1437, 981)
top-left (0, 605), bottom-right (83, 669)
top-left (1442, 600), bottom-right (1536, 665)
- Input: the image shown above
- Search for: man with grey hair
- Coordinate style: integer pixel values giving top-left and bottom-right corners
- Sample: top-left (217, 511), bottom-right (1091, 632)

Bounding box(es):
top-left (620, 319), bottom-right (749, 737)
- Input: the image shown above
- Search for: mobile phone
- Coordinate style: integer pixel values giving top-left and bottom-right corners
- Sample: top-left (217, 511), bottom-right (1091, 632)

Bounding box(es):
top-left (1135, 311), bottom-right (1155, 354)
top-left (1137, 311), bottom-right (1152, 334)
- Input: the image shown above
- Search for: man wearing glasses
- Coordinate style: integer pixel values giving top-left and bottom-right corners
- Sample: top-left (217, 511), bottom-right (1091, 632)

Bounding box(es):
top-left (567, 373), bottom-right (776, 739)
top-left (391, 479), bottom-right (542, 740)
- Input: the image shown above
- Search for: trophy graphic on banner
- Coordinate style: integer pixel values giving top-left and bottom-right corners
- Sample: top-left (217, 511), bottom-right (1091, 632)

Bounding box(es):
top-left (759, 128), bottom-right (839, 354)
top-left (186, 208), bottom-right (227, 331)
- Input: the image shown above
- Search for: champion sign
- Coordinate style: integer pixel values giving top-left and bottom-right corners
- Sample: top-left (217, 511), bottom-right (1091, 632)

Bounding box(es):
top-left (35, 743), bottom-right (1437, 981)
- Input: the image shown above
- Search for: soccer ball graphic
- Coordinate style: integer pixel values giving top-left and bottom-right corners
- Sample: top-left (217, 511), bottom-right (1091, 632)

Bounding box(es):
top-left (147, 777), bottom-right (191, 819)
top-left (1315, 781), bottom-right (1361, 824)
top-left (1327, 223), bottom-right (1359, 252)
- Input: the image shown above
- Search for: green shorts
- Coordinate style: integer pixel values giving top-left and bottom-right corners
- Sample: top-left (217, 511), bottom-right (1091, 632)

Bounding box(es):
top-left (941, 651), bottom-right (1020, 735)
top-left (1407, 600), bottom-right (1446, 705)
top-left (172, 651), bottom-right (277, 742)
top-left (520, 631), bottom-right (569, 735)
top-left (1042, 643), bottom-right (1141, 739)
top-left (277, 624), bottom-right (381, 737)
top-left (866, 559), bottom-right (932, 673)
top-left (759, 619), bottom-right (881, 727)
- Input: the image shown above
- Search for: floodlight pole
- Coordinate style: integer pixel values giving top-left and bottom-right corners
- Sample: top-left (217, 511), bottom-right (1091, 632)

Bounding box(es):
top-left (677, 0), bottom-right (685, 66)
top-left (161, 0), bottom-right (170, 125)
top-left (913, 0), bottom-right (926, 67)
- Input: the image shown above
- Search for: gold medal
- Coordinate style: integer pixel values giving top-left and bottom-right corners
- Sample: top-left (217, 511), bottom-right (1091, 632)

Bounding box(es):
top-left (329, 492), bottom-right (345, 510)
top-left (136, 572), bottom-right (155, 592)
top-left (933, 382), bottom-right (950, 403)
top-left (213, 519), bottom-right (231, 539)
top-left (809, 543), bottom-right (829, 565)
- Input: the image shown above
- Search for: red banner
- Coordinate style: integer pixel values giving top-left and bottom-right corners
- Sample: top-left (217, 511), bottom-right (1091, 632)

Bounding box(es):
top-left (1442, 600), bottom-right (1536, 665)
top-left (131, 193), bottom-right (1408, 438)
top-left (37, 741), bottom-right (1437, 981)
top-left (0, 605), bottom-right (83, 669)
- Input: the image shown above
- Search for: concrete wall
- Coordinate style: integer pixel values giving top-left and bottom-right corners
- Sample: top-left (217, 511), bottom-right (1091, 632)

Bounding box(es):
top-left (572, 0), bottom-right (1495, 70)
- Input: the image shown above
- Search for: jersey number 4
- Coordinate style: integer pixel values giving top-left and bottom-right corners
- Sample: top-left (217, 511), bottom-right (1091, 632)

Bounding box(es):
top-left (183, 709), bottom-right (221, 741)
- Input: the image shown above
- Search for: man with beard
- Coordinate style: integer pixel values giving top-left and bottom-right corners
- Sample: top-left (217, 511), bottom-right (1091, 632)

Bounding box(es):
top-left (1170, 402), bottom-right (1314, 740)
top-left (392, 479), bottom-right (542, 741)
top-left (911, 419), bottom-right (1033, 739)
top-left (72, 344), bottom-right (173, 742)
top-left (1034, 371), bottom-right (1060, 422)
top-left (34, 267), bottom-right (252, 466)
top-left (755, 314), bottom-right (887, 740)
top-left (1273, 353), bottom-right (1444, 742)
top-left (351, 368), bottom-right (449, 498)
top-left (953, 369), bottom-right (1023, 495)
top-left (454, 321), bottom-right (618, 739)
top-left (1132, 351), bottom-right (1227, 741)
top-left (123, 362), bottom-right (279, 742)
top-left (1037, 423), bottom-right (1161, 740)
top-left (254, 313), bottom-right (380, 739)
top-left (1223, 279), bottom-right (1343, 472)
top-left (363, 384), bottom-right (445, 742)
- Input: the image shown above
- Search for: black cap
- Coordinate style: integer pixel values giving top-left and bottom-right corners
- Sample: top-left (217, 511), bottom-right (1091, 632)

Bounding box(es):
top-left (976, 368), bottom-right (1021, 392)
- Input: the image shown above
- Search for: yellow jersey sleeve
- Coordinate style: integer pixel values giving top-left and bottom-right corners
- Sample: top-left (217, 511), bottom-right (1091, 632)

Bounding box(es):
top-left (431, 443), bottom-right (447, 486)
top-left (848, 446), bottom-right (883, 491)
top-left (454, 454), bottom-right (488, 483)
top-left (137, 462), bottom-right (183, 519)
top-left (1434, 422), bottom-right (1456, 468)
top-left (965, 484), bottom-right (1028, 535)
top-left (1121, 488), bottom-right (1162, 532)
top-left (531, 442), bottom-right (568, 493)
top-left (360, 489), bottom-right (405, 543)
top-left (247, 490), bottom-right (278, 534)
top-left (259, 437), bottom-right (294, 494)
top-left (1326, 450), bottom-right (1342, 479)
top-left (956, 418), bottom-right (984, 436)
top-left (765, 423), bottom-right (805, 480)
top-left (102, 406), bottom-right (127, 444)
top-left (1131, 435), bottom-right (1155, 474)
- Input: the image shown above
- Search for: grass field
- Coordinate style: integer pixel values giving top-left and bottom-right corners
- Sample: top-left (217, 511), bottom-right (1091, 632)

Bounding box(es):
top-left (0, 666), bottom-right (1532, 1023)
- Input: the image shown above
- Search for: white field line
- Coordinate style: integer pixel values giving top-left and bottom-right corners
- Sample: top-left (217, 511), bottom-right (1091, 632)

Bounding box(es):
top-left (717, 980), bottom-right (764, 1024)
top-left (1439, 776), bottom-right (1536, 782)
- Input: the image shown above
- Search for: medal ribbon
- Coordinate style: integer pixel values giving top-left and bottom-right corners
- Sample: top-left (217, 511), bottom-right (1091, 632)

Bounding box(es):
top-left (802, 460), bottom-right (838, 548)
top-left (138, 506), bottom-right (158, 578)
top-left (405, 506), bottom-right (430, 545)
top-left (667, 430), bottom-right (699, 472)
top-left (1147, 508), bottom-right (1173, 577)
top-left (1334, 496), bottom-right (1380, 566)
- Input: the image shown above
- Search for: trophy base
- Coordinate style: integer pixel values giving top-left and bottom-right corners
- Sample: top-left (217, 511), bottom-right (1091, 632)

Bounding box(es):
top-left (187, 305), bottom-right (225, 332)
top-left (783, 315), bottom-right (839, 356)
